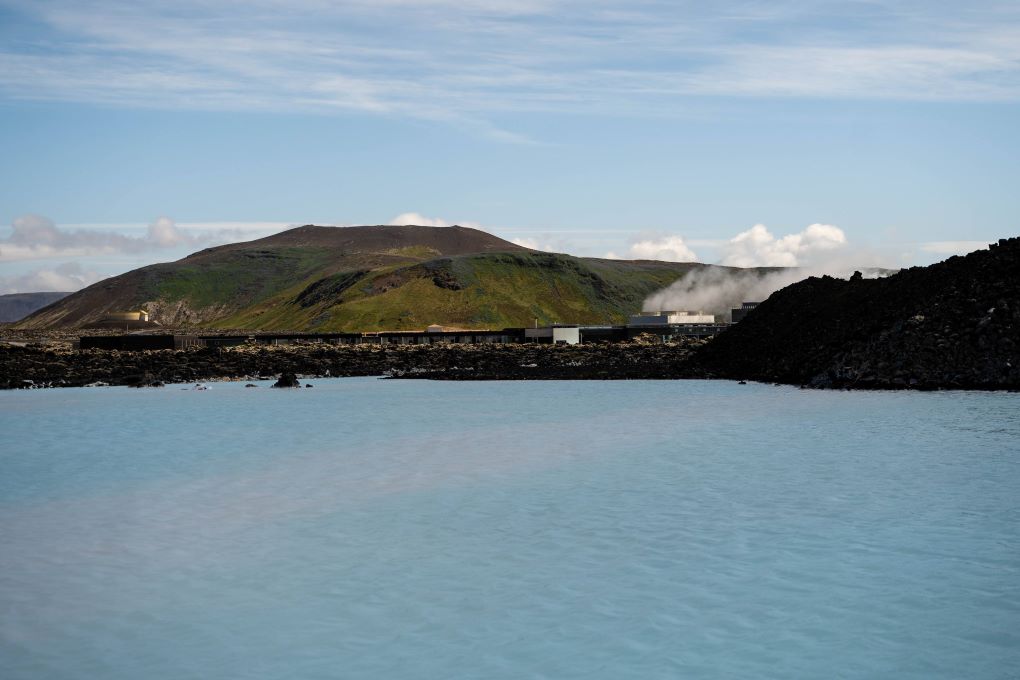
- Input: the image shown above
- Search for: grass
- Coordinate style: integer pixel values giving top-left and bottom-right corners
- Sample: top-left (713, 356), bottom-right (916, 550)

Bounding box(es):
top-left (153, 247), bottom-right (334, 311)
top-left (226, 252), bottom-right (702, 331)
top-left (106, 245), bottom-right (718, 332)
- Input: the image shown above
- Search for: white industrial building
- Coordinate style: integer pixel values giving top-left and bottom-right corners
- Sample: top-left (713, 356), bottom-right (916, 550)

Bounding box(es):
top-left (524, 325), bottom-right (580, 344)
top-left (628, 310), bottom-right (716, 326)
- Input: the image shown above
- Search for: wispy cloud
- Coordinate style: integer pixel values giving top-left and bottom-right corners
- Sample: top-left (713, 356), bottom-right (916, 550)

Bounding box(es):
top-left (0, 214), bottom-right (296, 262)
top-left (0, 262), bottom-right (108, 294)
top-left (1, 0), bottom-right (1017, 140)
top-left (0, 214), bottom-right (192, 261)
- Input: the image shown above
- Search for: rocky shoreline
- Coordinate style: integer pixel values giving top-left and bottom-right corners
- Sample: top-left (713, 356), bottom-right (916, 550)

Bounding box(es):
top-left (3, 336), bottom-right (1016, 390)
top-left (0, 340), bottom-right (711, 389)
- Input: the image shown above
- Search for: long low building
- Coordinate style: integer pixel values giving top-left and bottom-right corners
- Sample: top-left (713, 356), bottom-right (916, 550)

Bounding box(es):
top-left (202, 333), bottom-right (363, 348)
top-left (374, 329), bottom-right (527, 345)
top-left (79, 335), bottom-right (203, 351)
top-left (629, 310), bottom-right (717, 325)
top-left (80, 319), bottom-right (734, 351)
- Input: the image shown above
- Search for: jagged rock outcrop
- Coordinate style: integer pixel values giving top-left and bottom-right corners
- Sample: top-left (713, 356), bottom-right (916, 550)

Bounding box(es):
top-left (696, 237), bottom-right (1020, 389)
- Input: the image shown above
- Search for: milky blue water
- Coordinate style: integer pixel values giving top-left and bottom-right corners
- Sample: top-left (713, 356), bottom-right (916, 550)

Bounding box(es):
top-left (1, 379), bottom-right (1018, 679)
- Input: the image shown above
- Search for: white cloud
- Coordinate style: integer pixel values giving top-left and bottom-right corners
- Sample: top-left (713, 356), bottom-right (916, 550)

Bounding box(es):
top-left (720, 223), bottom-right (847, 267)
top-left (0, 262), bottom-right (108, 294)
top-left (145, 216), bottom-right (196, 247)
top-left (630, 236), bottom-right (699, 262)
top-left (610, 235), bottom-right (698, 262)
top-left (388, 212), bottom-right (481, 229)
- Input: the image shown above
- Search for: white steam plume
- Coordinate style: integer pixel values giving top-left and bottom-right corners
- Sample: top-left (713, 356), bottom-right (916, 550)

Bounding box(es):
top-left (643, 223), bottom-right (891, 319)
top-left (642, 267), bottom-right (808, 319)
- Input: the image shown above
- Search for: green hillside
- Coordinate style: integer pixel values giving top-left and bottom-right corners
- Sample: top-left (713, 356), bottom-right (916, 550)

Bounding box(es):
top-left (217, 252), bottom-right (703, 331)
top-left (16, 225), bottom-right (760, 331)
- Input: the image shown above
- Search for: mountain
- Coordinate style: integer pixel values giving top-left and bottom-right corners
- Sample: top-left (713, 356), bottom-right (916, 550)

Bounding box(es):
top-left (696, 238), bottom-right (1019, 389)
top-left (17, 224), bottom-right (767, 331)
top-left (0, 292), bottom-right (72, 323)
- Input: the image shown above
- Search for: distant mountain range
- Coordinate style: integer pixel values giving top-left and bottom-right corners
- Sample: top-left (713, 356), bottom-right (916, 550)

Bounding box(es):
top-left (15, 224), bottom-right (776, 331)
top-left (0, 292), bottom-right (71, 323)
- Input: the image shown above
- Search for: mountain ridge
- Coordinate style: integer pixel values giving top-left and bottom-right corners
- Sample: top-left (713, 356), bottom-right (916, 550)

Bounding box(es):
top-left (0, 292), bottom-right (72, 323)
top-left (17, 224), bottom-right (773, 331)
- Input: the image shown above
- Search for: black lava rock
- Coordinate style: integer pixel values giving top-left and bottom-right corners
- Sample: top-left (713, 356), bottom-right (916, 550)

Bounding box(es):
top-left (271, 372), bottom-right (301, 388)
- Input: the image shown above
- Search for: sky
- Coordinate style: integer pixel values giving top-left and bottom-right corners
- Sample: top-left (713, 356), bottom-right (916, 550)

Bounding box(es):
top-left (1, 0), bottom-right (1018, 293)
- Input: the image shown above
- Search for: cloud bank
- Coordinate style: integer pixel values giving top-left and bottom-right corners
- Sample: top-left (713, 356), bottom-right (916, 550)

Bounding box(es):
top-left (0, 214), bottom-right (202, 262)
top-left (0, 214), bottom-right (303, 293)
top-left (0, 262), bottom-right (108, 294)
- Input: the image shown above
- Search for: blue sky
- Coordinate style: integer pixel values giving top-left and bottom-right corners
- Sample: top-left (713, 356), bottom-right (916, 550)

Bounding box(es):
top-left (1, 0), bottom-right (1018, 292)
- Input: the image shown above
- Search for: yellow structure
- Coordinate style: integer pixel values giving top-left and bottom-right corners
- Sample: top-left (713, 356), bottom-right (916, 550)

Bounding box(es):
top-left (103, 310), bottom-right (150, 322)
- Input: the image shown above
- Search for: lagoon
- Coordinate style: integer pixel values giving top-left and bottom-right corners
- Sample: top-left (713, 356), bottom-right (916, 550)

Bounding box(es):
top-left (1, 379), bottom-right (1018, 678)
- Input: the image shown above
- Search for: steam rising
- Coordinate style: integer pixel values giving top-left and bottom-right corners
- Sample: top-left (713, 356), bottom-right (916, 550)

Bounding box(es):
top-left (644, 267), bottom-right (812, 320)
top-left (643, 223), bottom-right (892, 320)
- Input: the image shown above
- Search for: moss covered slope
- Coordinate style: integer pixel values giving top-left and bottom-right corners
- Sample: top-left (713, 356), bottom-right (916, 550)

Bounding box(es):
top-left (17, 224), bottom-right (745, 331)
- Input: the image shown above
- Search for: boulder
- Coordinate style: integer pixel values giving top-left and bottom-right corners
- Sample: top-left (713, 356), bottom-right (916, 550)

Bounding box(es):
top-left (271, 372), bottom-right (301, 388)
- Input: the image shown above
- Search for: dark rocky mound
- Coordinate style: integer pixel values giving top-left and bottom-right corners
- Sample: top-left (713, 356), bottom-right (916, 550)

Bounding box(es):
top-left (271, 372), bottom-right (302, 388)
top-left (696, 238), bottom-right (1019, 389)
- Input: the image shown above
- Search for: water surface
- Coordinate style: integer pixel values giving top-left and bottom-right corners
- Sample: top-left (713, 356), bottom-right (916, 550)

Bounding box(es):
top-left (1, 379), bottom-right (1018, 678)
